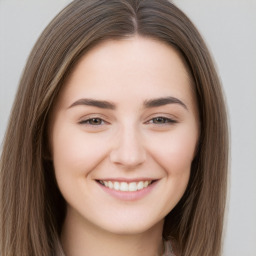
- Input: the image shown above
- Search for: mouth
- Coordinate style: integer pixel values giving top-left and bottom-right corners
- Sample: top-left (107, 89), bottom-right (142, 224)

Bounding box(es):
top-left (96, 180), bottom-right (156, 192)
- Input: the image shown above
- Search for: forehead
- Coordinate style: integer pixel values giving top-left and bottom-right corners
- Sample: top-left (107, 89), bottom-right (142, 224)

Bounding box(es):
top-left (58, 36), bottom-right (195, 108)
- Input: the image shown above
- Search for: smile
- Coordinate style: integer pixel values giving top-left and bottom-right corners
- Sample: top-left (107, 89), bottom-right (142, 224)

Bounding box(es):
top-left (98, 180), bottom-right (153, 192)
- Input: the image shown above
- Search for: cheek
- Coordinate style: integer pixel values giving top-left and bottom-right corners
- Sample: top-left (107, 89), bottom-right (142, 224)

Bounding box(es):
top-left (148, 128), bottom-right (198, 176)
top-left (51, 123), bottom-right (110, 179)
top-left (148, 130), bottom-right (197, 212)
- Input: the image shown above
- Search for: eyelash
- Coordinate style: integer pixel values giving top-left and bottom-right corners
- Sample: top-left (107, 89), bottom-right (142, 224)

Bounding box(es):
top-left (79, 118), bottom-right (106, 126)
top-left (146, 117), bottom-right (177, 125)
top-left (79, 116), bottom-right (177, 126)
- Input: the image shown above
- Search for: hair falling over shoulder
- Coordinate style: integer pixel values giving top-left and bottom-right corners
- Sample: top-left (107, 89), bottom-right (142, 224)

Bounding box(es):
top-left (0, 1), bottom-right (229, 255)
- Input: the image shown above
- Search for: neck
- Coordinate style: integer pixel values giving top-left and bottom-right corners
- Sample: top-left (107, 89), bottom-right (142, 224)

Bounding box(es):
top-left (61, 209), bottom-right (164, 256)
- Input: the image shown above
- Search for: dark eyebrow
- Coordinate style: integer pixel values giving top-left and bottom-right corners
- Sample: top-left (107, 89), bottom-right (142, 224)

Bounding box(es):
top-left (68, 98), bottom-right (116, 110)
top-left (143, 97), bottom-right (188, 110)
top-left (68, 96), bottom-right (187, 110)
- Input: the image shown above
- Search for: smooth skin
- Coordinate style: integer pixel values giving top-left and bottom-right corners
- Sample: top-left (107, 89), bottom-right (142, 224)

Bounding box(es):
top-left (49, 36), bottom-right (199, 256)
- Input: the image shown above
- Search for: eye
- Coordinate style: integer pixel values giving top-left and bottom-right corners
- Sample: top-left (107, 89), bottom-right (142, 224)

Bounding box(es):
top-left (79, 118), bottom-right (105, 126)
top-left (147, 116), bottom-right (177, 125)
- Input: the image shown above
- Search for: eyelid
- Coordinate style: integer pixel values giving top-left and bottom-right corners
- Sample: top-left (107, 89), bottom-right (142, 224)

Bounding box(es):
top-left (79, 118), bottom-right (105, 126)
top-left (77, 113), bottom-right (178, 127)
top-left (144, 113), bottom-right (178, 124)
top-left (146, 117), bottom-right (177, 125)
top-left (78, 114), bottom-right (110, 126)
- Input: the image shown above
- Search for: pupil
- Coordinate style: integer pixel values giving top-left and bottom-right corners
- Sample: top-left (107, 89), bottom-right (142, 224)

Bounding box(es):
top-left (90, 118), bottom-right (101, 125)
top-left (155, 117), bottom-right (164, 123)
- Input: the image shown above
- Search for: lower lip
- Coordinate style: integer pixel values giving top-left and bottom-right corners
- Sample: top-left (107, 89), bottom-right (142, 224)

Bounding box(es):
top-left (97, 181), bottom-right (158, 201)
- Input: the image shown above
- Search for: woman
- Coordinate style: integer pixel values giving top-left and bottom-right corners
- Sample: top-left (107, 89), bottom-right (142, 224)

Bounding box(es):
top-left (0, 0), bottom-right (229, 255)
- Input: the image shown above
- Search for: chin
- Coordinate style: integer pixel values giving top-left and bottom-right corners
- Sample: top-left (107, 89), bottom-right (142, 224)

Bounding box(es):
top-left (97, 215), bottom-right (164, 236)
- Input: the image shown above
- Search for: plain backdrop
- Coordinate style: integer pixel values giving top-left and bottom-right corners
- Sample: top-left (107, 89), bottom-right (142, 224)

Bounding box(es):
top-left (0, 0), bottom-right (255, 255)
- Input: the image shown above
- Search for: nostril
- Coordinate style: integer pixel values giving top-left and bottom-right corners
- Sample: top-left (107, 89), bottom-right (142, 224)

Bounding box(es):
top-left (109, 131), bottom-right (146, 167)
top-left (109, 150), bottom-right (146, 168)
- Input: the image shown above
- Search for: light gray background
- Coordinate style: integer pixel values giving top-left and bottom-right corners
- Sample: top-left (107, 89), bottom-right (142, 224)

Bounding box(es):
top-left (0, 0), bottom-right (255, 255)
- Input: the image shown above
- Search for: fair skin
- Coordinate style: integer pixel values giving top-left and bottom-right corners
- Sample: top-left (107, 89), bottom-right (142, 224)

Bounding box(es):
top-left (50, 36), bottom-right (199, 256)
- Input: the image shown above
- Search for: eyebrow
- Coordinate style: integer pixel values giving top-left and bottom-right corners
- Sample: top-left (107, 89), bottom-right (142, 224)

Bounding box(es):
top-left (68, 98), bottom-right (116, 110)
top-left (143, 97), bottom-right (188, 110)
top-left (68, 96), bottom-right (187, 110)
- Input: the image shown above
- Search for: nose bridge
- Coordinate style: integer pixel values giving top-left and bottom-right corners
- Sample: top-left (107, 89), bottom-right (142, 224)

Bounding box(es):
top-left (110, 122), bottom-right (146, 168)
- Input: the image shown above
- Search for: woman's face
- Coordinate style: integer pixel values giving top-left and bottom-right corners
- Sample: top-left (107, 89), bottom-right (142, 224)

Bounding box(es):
top-left (50, 36), bottom-right (199, 235)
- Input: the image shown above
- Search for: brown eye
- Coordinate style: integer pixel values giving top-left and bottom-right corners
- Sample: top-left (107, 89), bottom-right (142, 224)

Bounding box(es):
top-left (80, 118), bottom-right (104, 125)
top-left (151, 117), bottom-right (175, 124)
top-left (153, 117), bottom-right (167, 124)
top-left (89, 118), bottom-right (103, 125)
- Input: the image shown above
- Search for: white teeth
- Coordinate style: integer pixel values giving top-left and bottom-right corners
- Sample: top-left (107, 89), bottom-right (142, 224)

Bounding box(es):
top-left (114, 182), bottom-right (120, 190)
top-left (108, 181), bottom-right (113, 189)
top-left (120, 182), bottom-right (129, 191)
top-left (137, 181), bottom-right (144, 190)
top-left (99, 180), bottom-right (153, 191)
top-left (129, 182), bottom-right (137, 192)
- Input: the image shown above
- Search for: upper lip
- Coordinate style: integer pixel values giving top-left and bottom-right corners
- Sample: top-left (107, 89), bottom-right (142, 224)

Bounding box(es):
top-left (96, 178), bottom-right (158, 182)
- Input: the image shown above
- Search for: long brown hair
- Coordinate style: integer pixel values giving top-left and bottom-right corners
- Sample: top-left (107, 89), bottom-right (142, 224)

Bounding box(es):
top-left (0, 1), bottom-right (229, 255)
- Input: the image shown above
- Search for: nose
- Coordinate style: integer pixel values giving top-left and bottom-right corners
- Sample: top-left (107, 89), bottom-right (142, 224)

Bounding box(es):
top-left (110, 126), bottom-right (146, 168)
